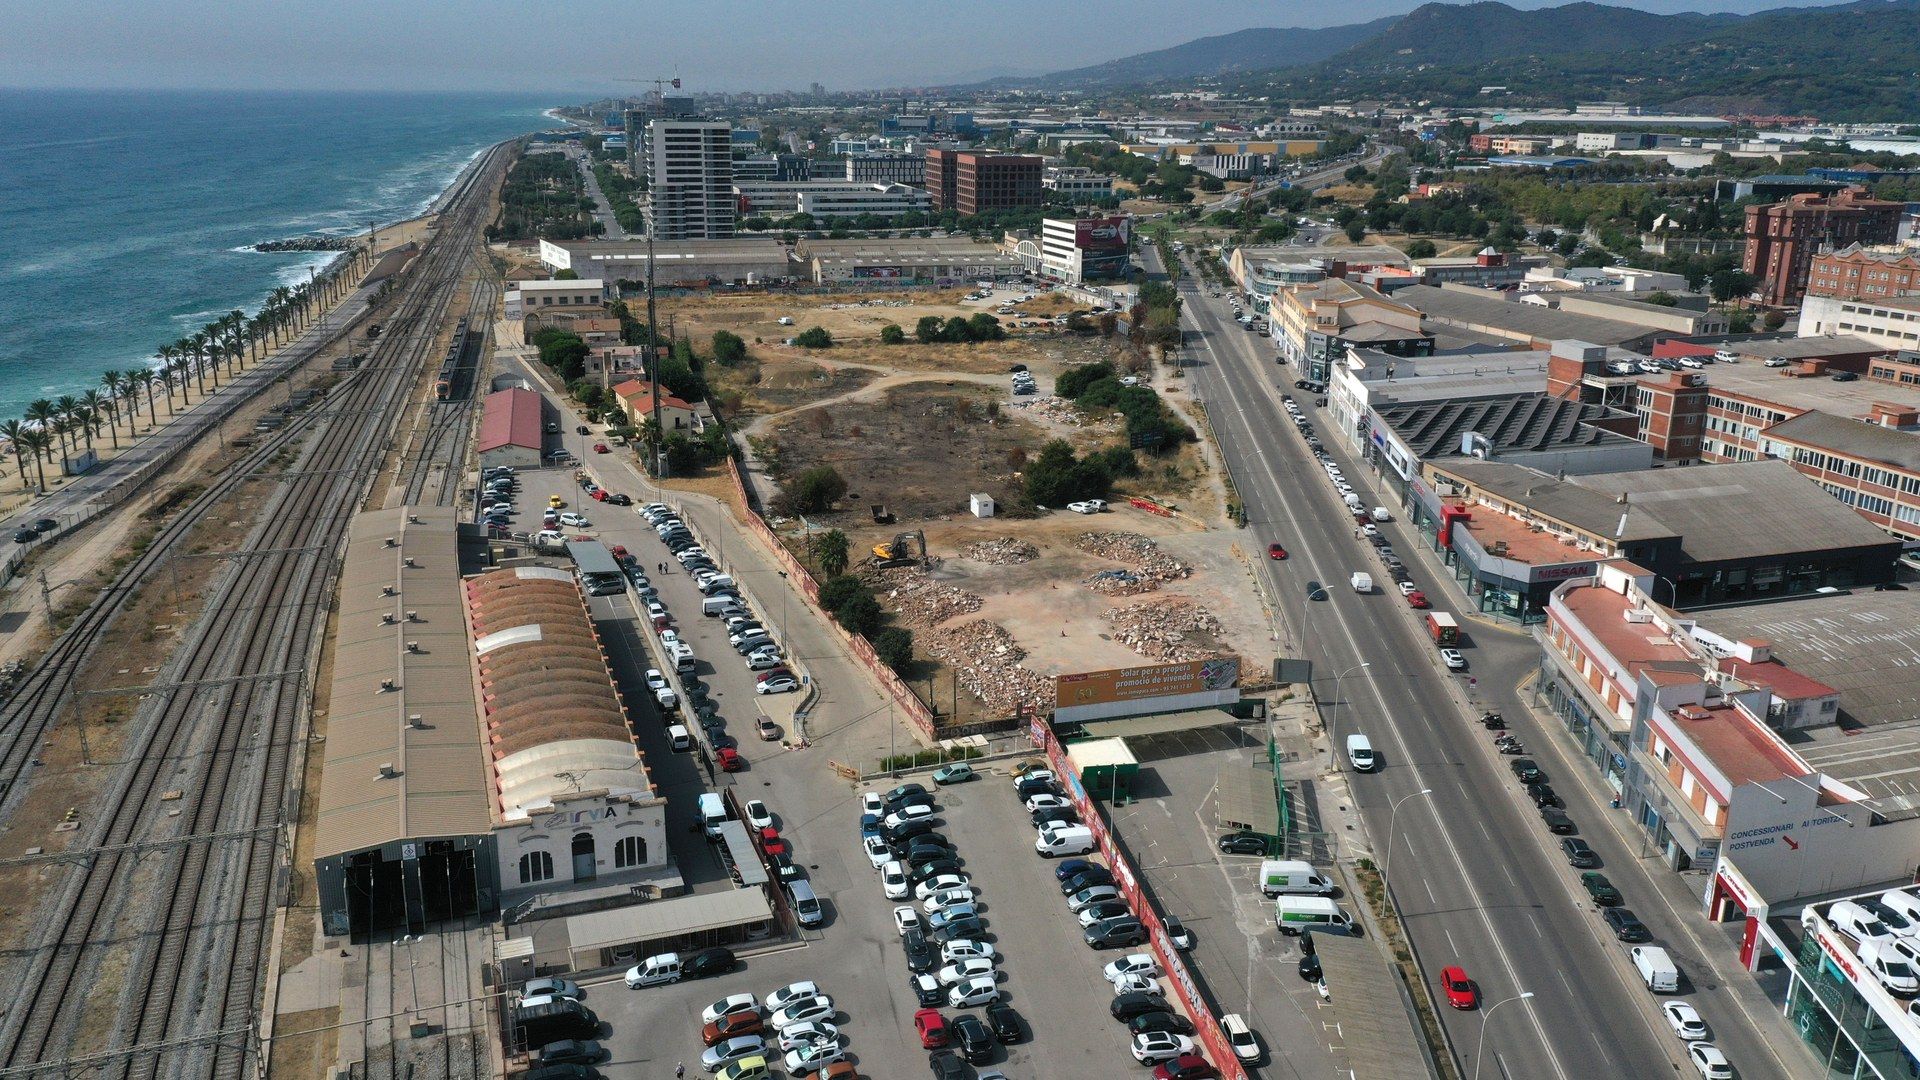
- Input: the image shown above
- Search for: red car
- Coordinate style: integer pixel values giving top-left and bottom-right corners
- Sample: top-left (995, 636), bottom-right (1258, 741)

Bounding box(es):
top-left (1267, 543), bottom-right (1288, 560)
top-left (1154, 1054), bottom-right (1220, 1080)
top-left (1406, 591), bottom-right (1430, 609)
top-left (592, 489), bottom-right (609, 502)
top-left (1440, 966), bottom-right (1477, 1009)
top-left (914, 1007), bottom-right (949, 1048)
top-left (610, 544), bottom-right (629, 561)
top-left (593, 443), bottom-right (610, 454)
top-left (716, 747), bottom-right (744, 772)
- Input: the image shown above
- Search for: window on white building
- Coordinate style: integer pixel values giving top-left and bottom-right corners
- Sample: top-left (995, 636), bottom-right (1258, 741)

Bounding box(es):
top-left (518, 850), bottom-right (554, 884)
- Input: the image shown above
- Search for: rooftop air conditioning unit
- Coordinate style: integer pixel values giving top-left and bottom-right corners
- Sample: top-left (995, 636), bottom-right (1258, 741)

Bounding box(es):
top-left (1624, 610), bottom-right (1652, 624)
top-left (379, 678), bottom-right (397, 692)
top-left (405, 611), bottom-right (419, 622)
top-left (384, 537), bottom-right (397, 548)
top-left (405, 641), bottom-right (420, 653)
top-left (380, 613), bottom-right (396, 624)
top-left (381, 585), bottom-right (397, 596)
top-left (377, 763), bottom-right (399, 779)
top-left (402, 557), bottom-right (418, 568)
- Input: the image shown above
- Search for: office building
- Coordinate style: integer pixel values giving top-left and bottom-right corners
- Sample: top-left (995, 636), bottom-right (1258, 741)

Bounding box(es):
top-left (839, 154), bottom-right (925, 186)
top-left (1020, 215), bottom-right (1132, 284)
top-left (644, 119), bottom-right (735, 241)
top-left (1743, 188), bottom-right (1903, 306)
top-left (1270, 278), bottom-right (1432, 382)
top-left (734, 180), bottom-right (930, 221)
top-left (924, 150), bottom-right (1043, 216)
top-left (1042, 167), bottom-right (1115, 200)
top-left (536, 238), bottom-right (792, 289)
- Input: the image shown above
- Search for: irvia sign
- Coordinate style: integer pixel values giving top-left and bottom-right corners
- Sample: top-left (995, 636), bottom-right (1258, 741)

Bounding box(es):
top-left (540, 806), bottom-right (617, 829)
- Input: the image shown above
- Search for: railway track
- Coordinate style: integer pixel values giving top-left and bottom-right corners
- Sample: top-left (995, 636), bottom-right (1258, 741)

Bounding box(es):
top-left (399, 274), bottom-right (496, 507)
top-left (0, 139), bottom-right (516, 1079)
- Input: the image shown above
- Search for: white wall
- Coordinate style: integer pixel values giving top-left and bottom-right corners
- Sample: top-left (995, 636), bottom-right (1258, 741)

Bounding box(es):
top-left (1723, 776), bottom-right (1920, 904)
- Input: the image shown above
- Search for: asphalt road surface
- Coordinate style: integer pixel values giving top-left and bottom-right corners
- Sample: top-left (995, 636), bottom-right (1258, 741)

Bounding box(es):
top-left (1150, 246), bottom-right (1793, 1080)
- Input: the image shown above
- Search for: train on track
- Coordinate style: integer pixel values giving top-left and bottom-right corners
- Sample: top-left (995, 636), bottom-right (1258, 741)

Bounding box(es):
top-left (434, 316), bottom-right (472, 401)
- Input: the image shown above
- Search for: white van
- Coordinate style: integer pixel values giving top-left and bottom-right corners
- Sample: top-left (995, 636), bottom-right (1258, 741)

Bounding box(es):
top-left (1630, 945), bottom-right (1679, 993)
top-left (1880, 889), bottom-right (1920, 928)
top-left (1350, 572), bottom-right (1373, 594)
top-left (1035, 823), bottom-right (1096, 858)
top-left (623, 952), bottom-right (685, 988)
top-left (787, 881), bottom-right (823, 927)
top-left (1257, 859), bottom-right (1337, 897)
top-left (1345, 734), bottom-right (1377, 772)
top-left (1862, 940), bottom-right (1920, 995)
top-left (703, 594), bottom-right (743, 617)
top-left (698, 574), bottom-right (736, 596)
top-left (667, 724), bottom-right (693, 751)
top-left (1343, 493), bottom-right (1364, 512)
top-left (698, 792), bottom-right (729, 838)
top-left (1371, 507), bottom-right (1391, 523)
top-left (1275, 896), bottom-right (1352, 936)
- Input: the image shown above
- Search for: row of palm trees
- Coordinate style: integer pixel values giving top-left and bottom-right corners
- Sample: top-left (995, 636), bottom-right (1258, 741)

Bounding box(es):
top-left (3, 250), bottom-right (370, 494)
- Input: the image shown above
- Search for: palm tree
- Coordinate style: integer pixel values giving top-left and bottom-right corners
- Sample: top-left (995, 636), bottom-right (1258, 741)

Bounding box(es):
top-left (17, 429), bottom-right (50, 492)
top-left (188, 330), bottom-right (211, 392)
top-left (818, 529), bottom-right (851, 577)
top-left (127, 368), bottom-right (156, 428)
top-left (100, 371), bottom-right (125, 437)
top-left (0, 420), bottom-right (29, 491)
top-left (82, 390), bottom-right (116, 450)
top-left (54, 395), bottom-right (82, 455)
top-left (23, 399), bottom-right (56, 448)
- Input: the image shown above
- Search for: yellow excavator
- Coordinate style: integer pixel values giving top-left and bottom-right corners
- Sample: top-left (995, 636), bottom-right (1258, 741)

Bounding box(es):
top-left (870, 531), bottom-right (925, 568)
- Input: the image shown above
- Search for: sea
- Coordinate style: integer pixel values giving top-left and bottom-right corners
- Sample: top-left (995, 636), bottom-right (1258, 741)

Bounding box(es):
top-left (0, 88), bottom-right (555, 418)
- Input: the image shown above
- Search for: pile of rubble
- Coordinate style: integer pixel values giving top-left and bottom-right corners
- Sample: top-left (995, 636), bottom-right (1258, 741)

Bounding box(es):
top-left (1104, 598), bottom-right (1226, 662)
top-left (864, 566), bottom-right (983, 629)
top-left (1074, 532), bottom-right (1191, 595)
top-left (958, 537), bottom-right (1039, 565)
top-left (1013, 396), bottom-right (1099, 427)
top-left (923, 618), bottom-right (1055, 716)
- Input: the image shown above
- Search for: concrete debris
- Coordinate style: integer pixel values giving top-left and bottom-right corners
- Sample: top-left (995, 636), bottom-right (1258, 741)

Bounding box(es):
top-left (922, 618), bottom-right (1054, 716)
top-left (1104, 598), bottom-right (1227, 662)
top-left (1074, 532), bottom-right (1191, 595)
top-left (1012, 396), bottom-right (1104, 427)
top-left (958, 537), bottom-right (1039, 565)
top-left (863, 566), bottom-right (983, 629)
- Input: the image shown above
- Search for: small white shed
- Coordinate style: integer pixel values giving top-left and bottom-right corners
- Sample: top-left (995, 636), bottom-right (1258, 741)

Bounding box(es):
top-left (970, 493), bottom-right (997, 518)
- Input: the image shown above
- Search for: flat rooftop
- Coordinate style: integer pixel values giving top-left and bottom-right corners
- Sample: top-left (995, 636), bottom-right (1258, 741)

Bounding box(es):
top-left (1462, 512), bottom-right (1603, 566)
top-left (1397, 284), bottom-right (1652, 347)
top-left (1763, 411), bottom-right (1920, 472)
top-left (1662, 702), bottom-right (1802, 790)
top-left (1558, 580), bottom-right (1698, 677)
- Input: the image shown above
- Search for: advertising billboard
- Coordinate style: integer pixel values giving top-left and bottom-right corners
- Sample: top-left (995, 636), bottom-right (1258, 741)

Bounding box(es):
top-left (1055, 658), bottom-right (1239, 711)
top-left (1075, 216), bottom-right (1131, 252)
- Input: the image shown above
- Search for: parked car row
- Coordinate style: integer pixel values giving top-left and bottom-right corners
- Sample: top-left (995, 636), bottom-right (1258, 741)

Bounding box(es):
top-left (510, 977), bottom-right (606, 1079)
top-left (693, 981), bottom-right (863, 1078)
top-left (867, 781), bottom-right (1025, 1075)
top-left (639, 502), bottom-right (798, 696)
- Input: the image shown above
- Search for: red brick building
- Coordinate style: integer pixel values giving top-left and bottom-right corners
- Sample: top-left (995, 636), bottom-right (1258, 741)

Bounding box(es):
top-left (1742, 188), bottom-right (1903, 307)
top-left (924, 150), bottom-right (1042, 216)
top-left (1634, 372), bottom-right (1711, 462)
top-left (1806, 243), bottom-right (1920, 301)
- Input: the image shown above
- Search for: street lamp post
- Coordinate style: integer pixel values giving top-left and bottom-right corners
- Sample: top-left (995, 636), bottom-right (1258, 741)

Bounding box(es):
top-left (1381, 788), bottom-right (1433, 883)
top-left (1325, 661), bottom-right (1371, 752)
top-left (1472, 991), bottom-right (1536, 1080)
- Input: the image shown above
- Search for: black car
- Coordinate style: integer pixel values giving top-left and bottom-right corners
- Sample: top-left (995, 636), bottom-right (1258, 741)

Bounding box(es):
top-left (903, 928), bottom-right (937, 973)
top-left (910, 971), bottom-right (944, 1005)
top-left (1077, 900), bottom-right (1130, 925)
top-left (685, 946), bottom-right (736, 978)
top-left (11, 528), bottom-right (36, 544)
top-left (901, 837), bottom-right (956, 863)
top-left (887, 791), bottom-right (937, 814)
top-left (767, 853), bottom-right (803, 882)
top-left (1111, 991), bottom-right (1172, 1022)
top-left (1561, 838), bottom-right (1600, 868)
top-left (885, 819), bottom-right (939, 844)
top-left (929, 1050), bottom-right (968, 1080)
top-left (1031, 806), bottom-right (1079, 828)
top-left (32, 516), bottom-right (58, 531)
top-left (1060, 867), bottom-right (1115, 894)
top-left (608, 493), bottom-right (632, 506)
top-left (1511, 758), bottom-right (1543, 784)
top-left (951, 1013), bottom-right (994, 1064)
top-left (1527, 783), bottom-right (1562, 809)
top-left (1014, 776), bottom-right (1060, 799)
top-left (1604, 907), bottom-right (1652, 942)
top-left (885, 782), bottom-right (928, 802)
top-left (985, 1002), bottom-right (1023, 1044)
top-left (1128, 1010), bottom-right (1194, 1036)
top-left (910, 858), bottom-right (964, 884)
top-left (1053, 858), bottom-right (1096, 882)
top-left (533, 1040), bottom-right (602, 1066)
top-left (1085, 916), bottom-right (1145, 949)
top-left (1217, 832), bottom-right (1270, 856)
top-left (1540, 807), bottom-right (1576, 835)
top-left (937, 915), bottom-right (987, 942)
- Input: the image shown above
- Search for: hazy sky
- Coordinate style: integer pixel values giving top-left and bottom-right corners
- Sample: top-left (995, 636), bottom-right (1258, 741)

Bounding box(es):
top-left (0, 0), bottom-right (1858, 93)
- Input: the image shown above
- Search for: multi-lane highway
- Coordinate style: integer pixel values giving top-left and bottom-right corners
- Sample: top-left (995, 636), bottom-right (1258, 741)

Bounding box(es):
top-left (1151, 247), bottom-right (1795, 1080)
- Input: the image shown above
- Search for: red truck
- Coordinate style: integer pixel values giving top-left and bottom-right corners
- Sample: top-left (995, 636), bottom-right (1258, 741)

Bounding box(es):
top-left (1425, 612), bottom-right (1460, 646)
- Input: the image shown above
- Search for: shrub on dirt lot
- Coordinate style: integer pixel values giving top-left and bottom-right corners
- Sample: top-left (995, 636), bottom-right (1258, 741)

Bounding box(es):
top-left (1023, 438), bottom-right (1113, 507)
top-left (834, 592), bottom-right (884, 636)
top-left (1054, 361), bottom-right (1115, 400)
top-left (711, 330), bottom-right (748, 366)
top-left (789, 465), bottom-right (846, 512)
top-left (879, 323), bottom-right (906, 345)
top-left (819, 574), bottom-right (867, 612)
top-left (915, 315), bottom-right (944, 344)
top-left (873, 627), bottom-right (913, 671)
top-left (794, 326), bottom-right (833, 348)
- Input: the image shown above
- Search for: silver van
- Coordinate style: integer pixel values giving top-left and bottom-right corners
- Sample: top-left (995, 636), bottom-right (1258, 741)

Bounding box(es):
top-left (787, 880), bottom-right (823, 927)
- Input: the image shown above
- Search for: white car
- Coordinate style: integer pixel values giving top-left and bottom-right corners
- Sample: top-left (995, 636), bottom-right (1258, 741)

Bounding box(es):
top-left (922, 887), bottom-right (977, 912)
top-left (1677, 357), bottom-right (1704, 370)
top-left (559, 512), bottom-right (588, 527)
top-left (1398, 580), bottom-right (1419, 597)
top-left (947, 976), bottom-right (1001, 1008)
top-left (783, 1043), bottom-right (845, 1076)
top-left (1662, 1001), bottom-right (1708, 1040)
top-left (765, 981), bottom-right (821, 1015)
top-left (1024, 793), bottom-right (1069, 814)
top-left (1440, 648), bottom-right (1467, 671)
top-left (1132, 1031), bottom-right (1196, 1065)
top-left (1687, 1042), bottom-right (1733, 1080)
top-left (701, 1036), bottom-right (765, 1072)
top-left (892, 905), bottom-right (921, 936)
top-left (884, 805), bottom-right (935, 829)
top-left (915, 874), bottom-right (970, 901)
top-left (757, 676), bottom-right (799, 695)
top-left (661, 629), bottom-right (681, 647)
top-left (1013, 769), bottom-right (1053, 788)
top-left (864, 835), bottom-right (892, 869)
top-left (644, 669), bottom-right (671, 692)
top-left (702, 993), bottom-right (758, 1024)
top-left (769, 996), bottom-right (835, 1031)
top-left (940, 939), bottom-right (996, 963)
top-left (1222, 1012), bottom-right (1260, 1062)
top-left (1066, 500), bottom-right (1107, 514)
top-left (1102, 953), bottom-right (1159, 985)
top-left (744, 800), bottom-right (774, 831)
top-left (775, 1020), bottom-right (840, 1053)
top-left (746, 651), bottom-right (785, 671)
top-left (862, 792), bottom-right (886, 816)
top-left (882, 862), bottom-right (911, 900)
top-left (937, 958), bottom-right (998, 986)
